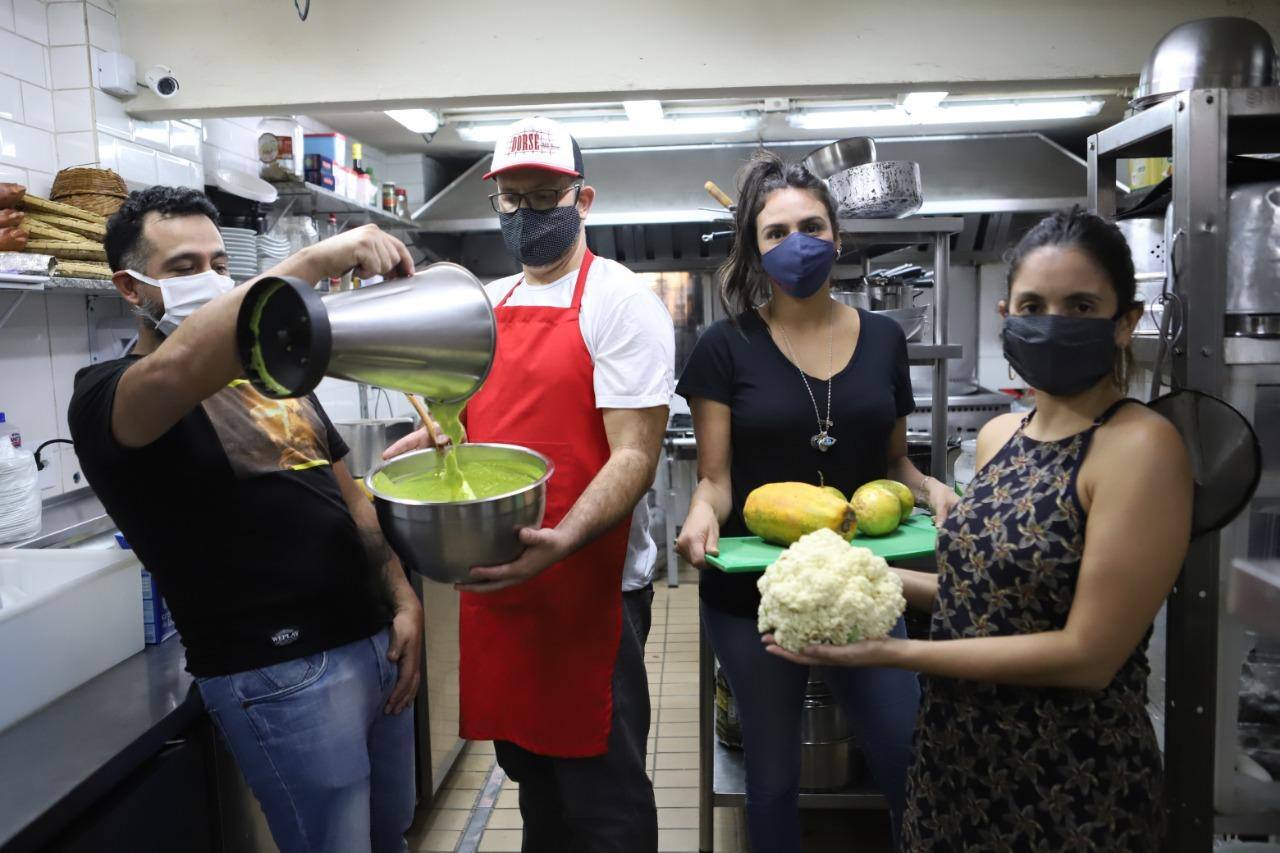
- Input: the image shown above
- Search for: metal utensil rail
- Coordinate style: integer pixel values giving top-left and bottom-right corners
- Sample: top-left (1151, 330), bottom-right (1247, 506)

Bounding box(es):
top-left (697, 216), bottom-right (963, 852)
top-left (1087, 86), bottom-right (1280, 848)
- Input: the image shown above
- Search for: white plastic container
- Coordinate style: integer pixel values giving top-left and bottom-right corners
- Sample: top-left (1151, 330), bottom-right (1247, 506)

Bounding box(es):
top-left (953, 438), bottom-right (978, 492)
top-left (0, 548), bottom-right (144, 732)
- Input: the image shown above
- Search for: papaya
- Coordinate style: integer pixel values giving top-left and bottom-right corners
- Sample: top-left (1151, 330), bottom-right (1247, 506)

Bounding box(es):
top-left (743, 482), bottom-right (857, 545)
top-left (821, 485), bottom-right (846, 502)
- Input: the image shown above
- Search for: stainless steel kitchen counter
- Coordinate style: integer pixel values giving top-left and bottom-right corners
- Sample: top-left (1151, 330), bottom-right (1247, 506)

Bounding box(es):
top-left (0, 639), bottom-right (201, 852)
top-left (10, 489), bottom-right (114, 550)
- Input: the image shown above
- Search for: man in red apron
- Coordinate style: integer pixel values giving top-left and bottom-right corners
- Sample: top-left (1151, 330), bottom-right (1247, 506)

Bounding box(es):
top-left (410, 117), bottom-right (671, 850)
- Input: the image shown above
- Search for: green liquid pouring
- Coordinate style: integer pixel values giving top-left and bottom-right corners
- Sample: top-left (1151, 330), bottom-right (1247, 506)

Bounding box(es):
top-left (432, 401), bottom-right (475, 501)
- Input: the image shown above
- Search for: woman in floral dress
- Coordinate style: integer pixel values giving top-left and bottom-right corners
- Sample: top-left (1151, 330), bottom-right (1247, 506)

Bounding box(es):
top-left (766, 208), bottom-right (1194, 851)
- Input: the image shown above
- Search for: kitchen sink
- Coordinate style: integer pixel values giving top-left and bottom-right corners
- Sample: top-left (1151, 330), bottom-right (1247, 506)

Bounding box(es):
top-left (0, 548), bottom-right (143, 732)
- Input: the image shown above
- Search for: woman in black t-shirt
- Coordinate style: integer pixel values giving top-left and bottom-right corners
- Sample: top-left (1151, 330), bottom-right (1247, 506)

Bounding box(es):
top-left (676, 152), bottom-right (958, 851)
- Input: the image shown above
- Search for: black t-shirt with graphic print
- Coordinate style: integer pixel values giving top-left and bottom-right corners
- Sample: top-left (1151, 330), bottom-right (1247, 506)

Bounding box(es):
top-left (69, 356), bottom-right (391, 677)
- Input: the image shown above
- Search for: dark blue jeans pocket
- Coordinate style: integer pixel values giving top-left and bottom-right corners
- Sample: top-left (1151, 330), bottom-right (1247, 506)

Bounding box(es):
top-left (227, 652), bottom-right (328, 707)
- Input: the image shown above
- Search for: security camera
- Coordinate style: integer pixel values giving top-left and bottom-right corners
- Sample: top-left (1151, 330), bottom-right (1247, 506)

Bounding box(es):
top-left (143, 65), bottom-right (179, 98)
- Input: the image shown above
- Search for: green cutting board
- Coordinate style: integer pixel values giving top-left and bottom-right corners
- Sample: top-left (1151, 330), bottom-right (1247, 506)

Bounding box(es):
top-left (706, 514), bottom-right (937, 573)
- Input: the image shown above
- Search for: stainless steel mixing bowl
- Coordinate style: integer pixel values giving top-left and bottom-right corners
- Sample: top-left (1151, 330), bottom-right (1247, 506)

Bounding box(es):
top-left (1132, 17), bottom-right (1278, 110)
top-left (366, 443), bottom-right (554, 584)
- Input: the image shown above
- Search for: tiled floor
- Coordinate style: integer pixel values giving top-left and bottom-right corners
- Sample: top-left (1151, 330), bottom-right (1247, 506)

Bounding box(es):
top-left (406, 578), bottom-right (892, 853)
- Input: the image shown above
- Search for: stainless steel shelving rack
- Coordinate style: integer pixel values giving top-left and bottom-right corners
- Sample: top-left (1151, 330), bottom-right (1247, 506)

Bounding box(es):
top-left (1088, 86), bottom-right (1280, 849)
top-left (267, 180), bottom-right (418, 229)
top-left (697, 216), bottom-right (963, 852)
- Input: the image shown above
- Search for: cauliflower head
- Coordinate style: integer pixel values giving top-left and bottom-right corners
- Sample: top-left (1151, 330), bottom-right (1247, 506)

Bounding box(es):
top-left (757, 527), bottom-right (906, 653)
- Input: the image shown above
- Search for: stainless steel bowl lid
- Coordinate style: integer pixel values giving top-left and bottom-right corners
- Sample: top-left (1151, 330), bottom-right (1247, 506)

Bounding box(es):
top-left (1133, 16), bottom-right (1278, 108)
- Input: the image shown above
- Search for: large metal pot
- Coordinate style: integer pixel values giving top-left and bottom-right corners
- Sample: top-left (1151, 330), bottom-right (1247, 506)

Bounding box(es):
top-left (799, 675), bottom-right (857, 792)
top-left (334, 418), bottom-right (414, 477)
top-left (830, 289), bottom-right (871, 310)
top-left (1132, 17), bottom-right (1278, 110)
top-left (826, 161), bottom-right (923, 219)
top-left (802, 137), bottom-right (877, 179)
top-left (873, 306), bottom-right (928, 342)
top-left (1226, 182), bottom-right (1280, 330)
top-left (367, 443), bottom-right (553, 584)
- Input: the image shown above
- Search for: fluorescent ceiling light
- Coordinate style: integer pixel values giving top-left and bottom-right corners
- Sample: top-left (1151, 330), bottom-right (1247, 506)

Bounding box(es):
top-left (457, 113), bottom-right (758, 143)
top-left (623, 100), bottom-right (664, 123)
top-left (902, 90), bottom-right (949, 114)
top-left (385, 108), bottom-right (440, 135)
top-left (789, 97), bottom-right (1104, 130)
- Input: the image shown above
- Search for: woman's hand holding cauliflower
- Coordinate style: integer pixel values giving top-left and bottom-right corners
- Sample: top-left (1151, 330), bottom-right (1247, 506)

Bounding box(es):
top-left (756, 528), bottom-right (906, 654)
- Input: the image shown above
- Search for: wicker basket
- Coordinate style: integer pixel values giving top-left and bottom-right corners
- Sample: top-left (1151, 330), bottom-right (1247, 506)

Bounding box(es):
top-left (52, 193), bottom-right (125, 217)
top-left (51, 168), bottom-right (128, 218)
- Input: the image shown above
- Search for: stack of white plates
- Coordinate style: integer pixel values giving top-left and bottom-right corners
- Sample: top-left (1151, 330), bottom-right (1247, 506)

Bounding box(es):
top-left (220, 226), bottom-right (260, 283)
top-left (257, 234), bottom-right (289, 274)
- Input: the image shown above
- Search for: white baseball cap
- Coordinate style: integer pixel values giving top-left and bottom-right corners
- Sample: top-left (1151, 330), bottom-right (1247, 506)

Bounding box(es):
top-left (483, 116), bottom-right (585, 181)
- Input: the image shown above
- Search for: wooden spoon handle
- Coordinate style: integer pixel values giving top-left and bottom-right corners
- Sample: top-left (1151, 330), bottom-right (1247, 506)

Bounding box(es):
top-left (405, 394), bottom-right (443, 447)
top-left (704, 180), bottom-right (735, 210)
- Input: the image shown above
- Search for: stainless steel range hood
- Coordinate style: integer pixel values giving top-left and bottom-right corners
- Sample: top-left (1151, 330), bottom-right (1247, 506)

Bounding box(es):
top-left (413, 132), bottom-right (1093, 233)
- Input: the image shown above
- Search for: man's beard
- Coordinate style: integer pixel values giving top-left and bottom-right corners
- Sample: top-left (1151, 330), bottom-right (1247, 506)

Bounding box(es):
top-left (132, 297), bottom-right (165, 337)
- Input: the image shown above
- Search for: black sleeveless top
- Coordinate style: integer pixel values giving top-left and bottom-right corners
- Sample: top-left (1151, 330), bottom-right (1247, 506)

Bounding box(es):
top-left (903, 399), bottom-right (1166, 851)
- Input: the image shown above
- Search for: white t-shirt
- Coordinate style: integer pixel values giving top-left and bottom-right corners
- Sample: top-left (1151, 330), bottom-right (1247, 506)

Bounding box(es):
top-left (485, 257), bottom-right (675, 591)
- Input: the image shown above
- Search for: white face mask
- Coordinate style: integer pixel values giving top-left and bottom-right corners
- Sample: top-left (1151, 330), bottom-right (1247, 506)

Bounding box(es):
top-left (129, 269), bottom-right (235, 335)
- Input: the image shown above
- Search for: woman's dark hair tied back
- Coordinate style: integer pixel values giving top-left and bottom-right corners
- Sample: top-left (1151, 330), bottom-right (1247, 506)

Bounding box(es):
top-left (719, 151), bottom-right (840, 317)
top-left (1005, 205), bottom-right (1138, 312)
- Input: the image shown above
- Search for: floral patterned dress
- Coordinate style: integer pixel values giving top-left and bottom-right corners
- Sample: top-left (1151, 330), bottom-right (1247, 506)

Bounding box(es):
top-left (902, 400), bottom-right (1165, 852)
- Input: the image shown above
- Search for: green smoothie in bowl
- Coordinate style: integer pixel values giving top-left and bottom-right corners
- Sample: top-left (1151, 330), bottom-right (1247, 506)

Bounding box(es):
top-left (370, 455), bottom-right (542, 503)
top-left (367, 442), bottom-right (553, 583)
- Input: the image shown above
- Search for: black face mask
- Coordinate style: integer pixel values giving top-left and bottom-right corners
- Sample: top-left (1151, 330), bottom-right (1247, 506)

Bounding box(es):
top-left (498, 206), bottom-right (580, 268)
top-left (1002, 314), bottom-right (1118, 396)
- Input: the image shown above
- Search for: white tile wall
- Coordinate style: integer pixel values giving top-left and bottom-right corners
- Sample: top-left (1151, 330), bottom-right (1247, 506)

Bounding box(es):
top-left (83, 2), bottom-right (115, 50)
top-left (26, 168), bottom-right (53, 196)
top-left (21, 81), bottom-right (54, 131)
top-left (0, 74), bottom-right (20, 122)
top-left (168, 120), bottom-right (199, 160)
top-left (0, 0), bottom-right (14, 32)
top-left (49, 44), bottom-right (89, 89)
top-left (12, 0), bottom-right (46, 44)
top-left (52, 86), bottom-right (90, 132)
top-left (114, 137), bottom-right (157, 185)
top-left (55, 129), bottom-right (95, 168)
top-left (46, 2), bottom-right (86, 46)
top-left (0, 117), bottom-right (56, 172)
top-left (92, 86), bottom-right (129, 138)
top-left (131, 119), bottom-right (168, 152)
top-left (0, 28), bottom-right (49, 87)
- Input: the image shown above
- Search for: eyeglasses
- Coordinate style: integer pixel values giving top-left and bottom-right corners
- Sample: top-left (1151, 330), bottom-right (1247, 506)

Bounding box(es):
top-left (488, 184), bottom-right (581, 214)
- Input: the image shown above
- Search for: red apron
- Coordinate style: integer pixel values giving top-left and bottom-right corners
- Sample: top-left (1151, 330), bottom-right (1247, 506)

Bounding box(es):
top-left (460, 251), bottom-right (632, 757)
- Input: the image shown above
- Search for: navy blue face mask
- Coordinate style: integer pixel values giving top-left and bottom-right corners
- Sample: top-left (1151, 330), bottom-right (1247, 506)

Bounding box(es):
top-left (760, 232), bottom-right (837, 299)
top-left (1002, 314), bottom-right (1118, 396)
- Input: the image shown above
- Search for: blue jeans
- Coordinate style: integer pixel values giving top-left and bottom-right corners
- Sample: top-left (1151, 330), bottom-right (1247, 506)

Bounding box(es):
top-left (197, 628), bottom-right (415, 853)
top-left (702, 606), bottom-right (919, 853)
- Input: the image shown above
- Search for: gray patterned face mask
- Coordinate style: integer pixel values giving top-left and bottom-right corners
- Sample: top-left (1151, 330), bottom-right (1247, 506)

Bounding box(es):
top-left (498, 206), bottom-right (580, 267)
